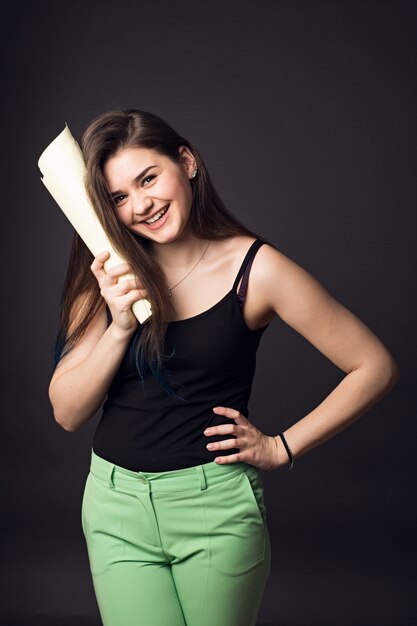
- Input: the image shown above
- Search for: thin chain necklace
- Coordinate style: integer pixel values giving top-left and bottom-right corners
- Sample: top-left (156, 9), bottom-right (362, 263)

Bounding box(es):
top-left (167, 240), bottom-right (210, 297)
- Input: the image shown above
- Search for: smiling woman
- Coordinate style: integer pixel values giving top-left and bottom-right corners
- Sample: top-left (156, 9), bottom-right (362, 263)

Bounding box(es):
top-left (48, 108), bottom-right (400, 626)
top-left (53, 109), bottom-right (265, 399)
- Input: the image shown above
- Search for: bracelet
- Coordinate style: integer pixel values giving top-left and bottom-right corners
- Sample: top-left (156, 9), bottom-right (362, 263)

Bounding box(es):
top-left (278, 432), bottom-right (294, 470)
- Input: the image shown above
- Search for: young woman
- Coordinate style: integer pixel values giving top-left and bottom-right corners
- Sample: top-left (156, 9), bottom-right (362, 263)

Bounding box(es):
top-left (48, 109), bottom-right (400, 626)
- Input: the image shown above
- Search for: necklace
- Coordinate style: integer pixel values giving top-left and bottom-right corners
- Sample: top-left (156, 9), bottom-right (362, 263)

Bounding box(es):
top-left (167, 240), bottom-right (210, 297)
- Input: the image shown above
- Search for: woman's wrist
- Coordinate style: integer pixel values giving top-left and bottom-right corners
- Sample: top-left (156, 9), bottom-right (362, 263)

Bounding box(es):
top-left (273, 433), bottom-right (294, 469)
top-left (109, 322), bottom-right (137, 343)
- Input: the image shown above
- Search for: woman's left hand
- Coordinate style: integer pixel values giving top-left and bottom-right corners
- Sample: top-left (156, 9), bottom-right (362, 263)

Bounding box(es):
top-left (204, 406), bottom-right (280, 471)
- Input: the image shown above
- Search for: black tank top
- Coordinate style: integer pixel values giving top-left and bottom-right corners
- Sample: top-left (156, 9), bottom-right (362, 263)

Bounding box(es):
top-left (92, 239), bottom-right (271, 472)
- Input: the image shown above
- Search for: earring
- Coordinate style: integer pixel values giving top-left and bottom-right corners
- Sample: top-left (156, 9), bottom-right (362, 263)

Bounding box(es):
top-left (190, 167), bottom-right (198, 179)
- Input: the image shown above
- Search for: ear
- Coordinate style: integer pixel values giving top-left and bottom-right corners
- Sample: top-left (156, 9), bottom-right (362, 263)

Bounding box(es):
top-left (178, 145), bottom-right (197, 177)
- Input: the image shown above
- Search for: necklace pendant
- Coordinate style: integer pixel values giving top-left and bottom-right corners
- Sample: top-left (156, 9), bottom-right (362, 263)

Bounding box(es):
top-left (168, 289), bottom-right (172, 297)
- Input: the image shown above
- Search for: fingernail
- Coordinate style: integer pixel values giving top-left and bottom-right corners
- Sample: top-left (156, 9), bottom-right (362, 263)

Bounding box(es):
top-left (204, 429), bottom-right (211, 435)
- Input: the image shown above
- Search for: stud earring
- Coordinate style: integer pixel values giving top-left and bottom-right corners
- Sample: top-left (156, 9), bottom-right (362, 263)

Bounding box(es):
top-left (190, 167), bottom-right (198, 179)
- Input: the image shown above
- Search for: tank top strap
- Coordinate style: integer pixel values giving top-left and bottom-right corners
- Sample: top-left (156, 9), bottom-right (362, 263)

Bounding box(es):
top-left (232, 239), bottom-right (266, 308)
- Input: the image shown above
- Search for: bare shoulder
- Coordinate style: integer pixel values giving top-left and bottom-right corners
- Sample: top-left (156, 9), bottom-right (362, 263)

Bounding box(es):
top-left (250, 242), bottom-right (398, 375)
top-left (211, 235), bottom-right (258, 256)
top-left (212, 235), bottom-right (260, 269)
top-left (249, 241), bottom-right (344, 326)
top-left (237, 240), bottom-right (297, 328)
top-left (210, 235), bottom-right (276, 329)
top-left (249, 242), bottom-right (318, 316)
top-left (206, 235), bottom-right (260, 282)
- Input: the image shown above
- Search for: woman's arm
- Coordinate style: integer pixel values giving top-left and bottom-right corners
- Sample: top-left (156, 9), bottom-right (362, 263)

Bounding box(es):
top-left (205, 244), bottom-right (400, 469)
top-left (254, 244), bottom-right (401, 466)
top-left (49, 253), bottom-right (146, 432)
top-left (49, 297), bottom-right (136, 432)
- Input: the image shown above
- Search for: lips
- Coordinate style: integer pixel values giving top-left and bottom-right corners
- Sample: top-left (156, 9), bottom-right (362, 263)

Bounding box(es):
top-left (142, 204), bottom-right (170, 224)
top-left (141, 204), bottom-right (171, 231)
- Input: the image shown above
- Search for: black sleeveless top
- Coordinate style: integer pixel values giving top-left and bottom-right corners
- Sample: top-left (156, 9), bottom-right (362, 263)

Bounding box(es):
top-left (92, 239), bottom-right (271, 472)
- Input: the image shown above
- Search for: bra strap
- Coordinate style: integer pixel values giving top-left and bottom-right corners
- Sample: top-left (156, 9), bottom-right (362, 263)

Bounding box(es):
top-left (234, 239), bottom-right (266, 308)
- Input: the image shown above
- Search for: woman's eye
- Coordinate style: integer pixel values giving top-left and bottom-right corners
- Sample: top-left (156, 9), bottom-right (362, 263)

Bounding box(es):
top-left (113, 195), bottom-right (126, 205)
top-left (143, 174), bottom-right (156, 185)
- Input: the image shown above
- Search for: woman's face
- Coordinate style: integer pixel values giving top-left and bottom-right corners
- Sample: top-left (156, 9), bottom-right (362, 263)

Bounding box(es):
top-left (103, 145), bottom-right (196, 244)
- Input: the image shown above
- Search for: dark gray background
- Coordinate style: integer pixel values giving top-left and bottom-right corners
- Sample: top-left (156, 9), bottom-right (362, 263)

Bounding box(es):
top-left (2, 1), bottom-right (416, 625)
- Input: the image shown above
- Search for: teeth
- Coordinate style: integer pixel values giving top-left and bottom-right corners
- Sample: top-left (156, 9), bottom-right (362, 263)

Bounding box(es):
top-left (145, 205), bottom-right (168, 224)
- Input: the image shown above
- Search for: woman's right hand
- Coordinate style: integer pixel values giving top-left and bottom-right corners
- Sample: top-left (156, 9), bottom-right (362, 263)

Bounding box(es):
top-left (90, 250), bottom-right (148, 335)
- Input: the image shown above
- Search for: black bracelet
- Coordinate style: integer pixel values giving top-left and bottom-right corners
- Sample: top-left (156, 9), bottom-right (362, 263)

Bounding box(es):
top-left (278, 432), bottom-right (294, 470)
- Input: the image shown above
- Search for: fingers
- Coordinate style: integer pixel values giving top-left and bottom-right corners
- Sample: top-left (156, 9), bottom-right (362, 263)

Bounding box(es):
top-left (212, 406), bottom-right (248, 425)
top-left (204, 411), bottom-right (244, 459)
top-left (204, 406), bottom-right (277, 470)
top-left (204, 407), bottom-right (255, 465)
top-left (212, 406), bottom-right (240, 418)
top-left (213, 453), bottom-right (243, 464)
top-left (206, 437), bottom-right (240, 451)
top-left (90, 250), bottom-right (133, 279)
top-left (123, 289), bottom-right (149, 307)
top-left (90, 250), bottom-right (110, 287)
top-left (204, 423), bottom-right (242, 437)
top-left (89, 251), bottom-right (147, 334)
top-left (90, 251), bottom-right (143, 291)
top-left (110, 280), bottom-right (144, 296)
top-left (108, 264), bottom-right (137, 279)
top-left (204, 407), bottom-right (247, 439)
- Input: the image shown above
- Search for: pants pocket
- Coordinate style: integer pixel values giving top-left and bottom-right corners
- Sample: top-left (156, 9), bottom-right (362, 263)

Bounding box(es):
top-left (241, 468), bottom-right (267, 525)
top-left (80, 472), bottom-right (91, 537)
top-left (80, 472), bottom-right (126, 576)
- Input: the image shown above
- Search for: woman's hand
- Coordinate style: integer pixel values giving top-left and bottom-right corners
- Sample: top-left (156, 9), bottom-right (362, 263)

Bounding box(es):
top-left (90, 250), bottom-right (148, 336)
top-left (204, 407), bottom-right (281, 471)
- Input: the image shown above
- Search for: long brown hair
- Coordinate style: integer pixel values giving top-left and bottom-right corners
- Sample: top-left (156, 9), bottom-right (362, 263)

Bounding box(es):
top-left (53, 109), bottom-right (268, 399)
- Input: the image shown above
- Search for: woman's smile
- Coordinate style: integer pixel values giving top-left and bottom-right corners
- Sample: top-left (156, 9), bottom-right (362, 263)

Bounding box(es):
top-left (142, 204), bottom-right (171, 230)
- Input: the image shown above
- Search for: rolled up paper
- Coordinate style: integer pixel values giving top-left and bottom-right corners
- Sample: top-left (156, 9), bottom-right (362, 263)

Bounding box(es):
top-left (38, 125), bottom-right (152, 324)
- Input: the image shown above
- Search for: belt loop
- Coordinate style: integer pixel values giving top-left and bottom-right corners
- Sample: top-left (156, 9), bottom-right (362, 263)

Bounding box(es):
top-left (196, 465), bottom-right (207, 491)
top-left (107, 464), bottom-right (115, 489)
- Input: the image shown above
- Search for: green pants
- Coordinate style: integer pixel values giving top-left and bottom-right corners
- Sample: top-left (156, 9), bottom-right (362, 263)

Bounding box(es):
top-left (81, 449), bottom-right (271, 626)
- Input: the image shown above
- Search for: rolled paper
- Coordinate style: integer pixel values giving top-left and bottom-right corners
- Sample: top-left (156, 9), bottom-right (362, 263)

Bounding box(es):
top-left (38, 125), bottom-right (152, 324)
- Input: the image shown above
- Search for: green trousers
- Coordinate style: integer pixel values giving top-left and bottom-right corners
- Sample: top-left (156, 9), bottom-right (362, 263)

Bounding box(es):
top-left (81, 449), bottom-right (271, 626)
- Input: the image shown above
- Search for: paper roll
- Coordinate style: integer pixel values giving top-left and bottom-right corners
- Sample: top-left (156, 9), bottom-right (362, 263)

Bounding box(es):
top-left (38, 125), bottom-right (152, 324)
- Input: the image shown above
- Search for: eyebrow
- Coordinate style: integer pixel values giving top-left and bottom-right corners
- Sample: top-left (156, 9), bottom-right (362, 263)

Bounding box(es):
top-left (109, 165), bottom-right (158, 198)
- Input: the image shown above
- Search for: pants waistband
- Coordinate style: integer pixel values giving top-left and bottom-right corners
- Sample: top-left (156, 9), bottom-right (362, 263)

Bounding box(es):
top-left (89, 448), bottom-right (259, 494)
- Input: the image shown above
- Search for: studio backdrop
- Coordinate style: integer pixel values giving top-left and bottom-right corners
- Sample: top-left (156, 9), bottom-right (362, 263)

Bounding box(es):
top-left (2, 1), bottom-right (415, 625)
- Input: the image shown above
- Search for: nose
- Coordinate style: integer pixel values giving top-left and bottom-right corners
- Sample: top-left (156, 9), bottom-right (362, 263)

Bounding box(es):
top-left (132, 191), bottom-right (153, 221)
